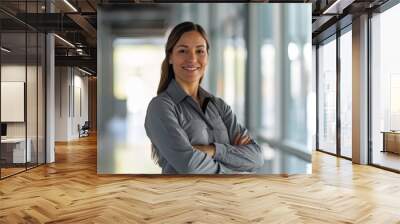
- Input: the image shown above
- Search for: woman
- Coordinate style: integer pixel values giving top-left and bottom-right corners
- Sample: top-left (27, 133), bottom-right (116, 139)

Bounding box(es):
top-left (145, 21), bottom-right (264, 174)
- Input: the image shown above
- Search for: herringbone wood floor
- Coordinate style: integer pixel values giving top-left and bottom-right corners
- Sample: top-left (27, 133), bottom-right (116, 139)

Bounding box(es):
top-left (1, 134), bottom-right (400, 224)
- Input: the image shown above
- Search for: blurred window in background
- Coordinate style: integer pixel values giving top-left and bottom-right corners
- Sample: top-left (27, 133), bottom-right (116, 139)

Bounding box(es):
top-left (112, 39), bottom-right (164, 173)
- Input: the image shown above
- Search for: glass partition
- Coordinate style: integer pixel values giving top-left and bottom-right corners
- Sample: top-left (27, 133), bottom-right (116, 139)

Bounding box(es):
top-left (0, 1), bottom-right (46, 179)
top-left (27, 30), bottom-right (38, 169)
top-left (371, 3), bottom-right (400, 171)
top-left (38, 32), bottom-right (45, 165)
top-left (1, 30), bottom-right (28, 177)
top-left (317, 37), bottom-right (337, 155)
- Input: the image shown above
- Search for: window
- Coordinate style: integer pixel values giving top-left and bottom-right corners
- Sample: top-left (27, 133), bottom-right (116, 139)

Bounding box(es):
top-left (371, 3), bottom-right (400, 171)
top-left (112, 39), bottom-right (164, 174)
top-left (284, 5), bottom-right (311, 148)
top-left (339, 29), bottom-right (352, 158)
top-left (317, 37), bottom-right (337, 154)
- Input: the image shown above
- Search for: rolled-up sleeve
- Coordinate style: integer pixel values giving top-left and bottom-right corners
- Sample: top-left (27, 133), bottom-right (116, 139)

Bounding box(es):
top-left (145, 97), bottom-right (235, 174)
top-left (212, 98), bottom-right (264, 172)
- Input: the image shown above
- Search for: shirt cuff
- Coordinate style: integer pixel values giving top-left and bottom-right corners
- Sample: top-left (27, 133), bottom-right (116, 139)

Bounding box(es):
top-left (213, 142), bottom-right (227, 161)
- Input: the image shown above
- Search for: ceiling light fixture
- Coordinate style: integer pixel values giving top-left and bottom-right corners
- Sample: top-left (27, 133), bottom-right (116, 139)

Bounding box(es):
top-left (63, 0), bottom-right (78, 12)
top-left (54, 34), bottom-right (75, 48)
top-left (78, 67), bottom-right (92, 76)
top-left (1, 47), bottom-right (11, 53)
top-left (322, 0), bottom-right (354, 15)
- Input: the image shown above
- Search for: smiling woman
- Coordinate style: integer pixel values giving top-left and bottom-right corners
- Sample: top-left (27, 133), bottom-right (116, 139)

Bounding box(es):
top-left (144, 22), bottom-right (264, 174)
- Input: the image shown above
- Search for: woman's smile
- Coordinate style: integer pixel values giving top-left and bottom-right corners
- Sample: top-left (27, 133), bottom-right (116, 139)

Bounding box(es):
top-left (182, 65), bottom-right (200, 71)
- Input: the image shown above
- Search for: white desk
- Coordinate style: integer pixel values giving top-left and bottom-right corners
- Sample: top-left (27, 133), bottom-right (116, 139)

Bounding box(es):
top-left (1, 138), bottom-right (31, 163)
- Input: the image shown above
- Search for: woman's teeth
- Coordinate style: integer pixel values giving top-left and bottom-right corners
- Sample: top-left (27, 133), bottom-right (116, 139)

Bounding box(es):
top-left (183, 66), bottom-right (199, 71)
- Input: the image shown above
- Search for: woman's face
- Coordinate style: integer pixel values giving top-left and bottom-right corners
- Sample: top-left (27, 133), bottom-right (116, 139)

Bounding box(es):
top-left (169, 31), bottom-right (208, 86)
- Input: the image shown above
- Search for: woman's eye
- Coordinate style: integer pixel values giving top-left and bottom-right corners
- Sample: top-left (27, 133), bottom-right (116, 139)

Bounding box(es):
top-left (197, 50), bottom-right (205, 54)
top-left (178, 49), bottom-right (186, 53)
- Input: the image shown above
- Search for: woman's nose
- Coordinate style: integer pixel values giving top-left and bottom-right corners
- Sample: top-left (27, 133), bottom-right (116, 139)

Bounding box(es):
top-left (186, 51), bottom-right (196, 62)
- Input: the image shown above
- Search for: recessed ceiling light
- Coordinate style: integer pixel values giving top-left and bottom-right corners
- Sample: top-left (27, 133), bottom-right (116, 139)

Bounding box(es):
top-left (1, 47), bottom-right (11, 53)
top-left (54, 34), bottom-right (75, 48)
top-left (322, 0), bottom-right (354, 15)
top-left (78, 67), bottom-right (92, 76)
top-left (63, 0), bottom-right (78, 12)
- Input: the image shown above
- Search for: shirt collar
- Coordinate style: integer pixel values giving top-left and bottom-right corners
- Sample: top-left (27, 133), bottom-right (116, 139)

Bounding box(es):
top-left (166, 79), bottom-right (214, 104)
top-left (198, 85), bottom-right (214, 103)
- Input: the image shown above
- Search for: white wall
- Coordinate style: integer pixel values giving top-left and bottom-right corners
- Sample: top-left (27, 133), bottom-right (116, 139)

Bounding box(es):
top-left (55, 66), bottom-right (69, 141)
top-left (55, 66), bottom-right (89, 141)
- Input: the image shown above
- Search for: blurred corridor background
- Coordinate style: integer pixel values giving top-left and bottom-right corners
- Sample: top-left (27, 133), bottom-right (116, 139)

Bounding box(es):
top-left (97, 3), bottom-right (313, 174)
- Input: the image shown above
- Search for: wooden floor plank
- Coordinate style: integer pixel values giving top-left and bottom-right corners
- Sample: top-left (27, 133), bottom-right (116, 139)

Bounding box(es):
top-left (0, 134), bottom-right (400, 223)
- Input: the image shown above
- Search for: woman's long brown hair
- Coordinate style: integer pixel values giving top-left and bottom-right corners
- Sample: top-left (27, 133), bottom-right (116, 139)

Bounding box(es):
top-left (152, 22), bottom-right (210, 165)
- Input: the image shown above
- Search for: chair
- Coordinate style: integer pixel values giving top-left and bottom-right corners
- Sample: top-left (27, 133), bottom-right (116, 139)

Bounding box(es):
top-left (79, 121), bottom-right (90, 138)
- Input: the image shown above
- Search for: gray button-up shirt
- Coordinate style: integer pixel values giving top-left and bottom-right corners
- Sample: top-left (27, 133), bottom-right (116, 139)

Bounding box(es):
top-left (144, 79), bottom-right (264, 174)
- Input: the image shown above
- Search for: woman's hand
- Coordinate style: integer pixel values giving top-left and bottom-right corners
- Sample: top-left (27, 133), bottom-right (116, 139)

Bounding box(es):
top-left (233, 133), bottom-right (251, 145)
top-left (193, 144), bottom-right (216, 157)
